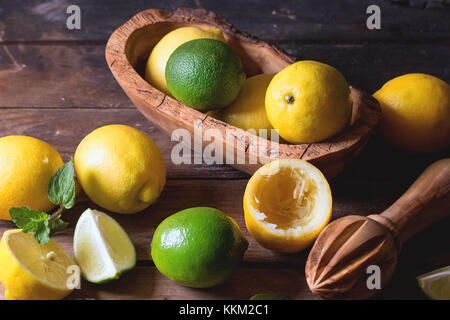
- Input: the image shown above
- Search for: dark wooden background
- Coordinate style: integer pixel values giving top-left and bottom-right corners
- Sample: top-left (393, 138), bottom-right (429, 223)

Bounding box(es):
top-left (0, 0), bottom-right (449, 300)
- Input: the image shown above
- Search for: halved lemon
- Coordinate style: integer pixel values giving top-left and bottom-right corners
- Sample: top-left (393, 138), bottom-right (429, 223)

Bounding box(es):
top-left (0, 229), bottom-right (76, 300)
top-left (243, 159), bottom-right (332, 253)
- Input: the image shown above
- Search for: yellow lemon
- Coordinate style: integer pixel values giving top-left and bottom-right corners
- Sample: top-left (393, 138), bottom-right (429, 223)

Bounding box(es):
top-left (265, 60), bottom-right (353, 144)
top-left (373, 73), bottom-right (450, 153)
top-left (0, 229), bottom-right (76, 300)
top-left (74, 125), bottom-right (166, 214)
top-left (145, 26), bottom-right (225, 95)
top-left (243, 159), bottom-right (332, 253)
top-left (0, 136), bottom-right (63, 221)
top-left (208, 73), bottom-right (275, 138)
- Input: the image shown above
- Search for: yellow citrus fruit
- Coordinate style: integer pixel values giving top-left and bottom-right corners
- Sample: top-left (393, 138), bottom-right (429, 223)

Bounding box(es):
top-left (373, 73), bottom-right (450, 153)
top-left (243, 159), bottom-right (332, 253)
top-left (4, 290), bottom-right (16, 300)
top-left (0, 136), bottom-right (63, 221)
top-left (145, 26), bottom-right (225, 95)
top-left (208, 73), bottom-right (275, 138)
top-left (0, 229), bottom-right (76, 300)
top-left (74, 125), bottom-right (166, 214)
top-left (265, 60), bottom-right (353, 144)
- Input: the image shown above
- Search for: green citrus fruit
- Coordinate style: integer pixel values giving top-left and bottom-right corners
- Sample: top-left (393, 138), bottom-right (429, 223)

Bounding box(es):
top-left (151, 207), bottom-right (248, 288)
top-left (165, 39), bottom-right (245, 111)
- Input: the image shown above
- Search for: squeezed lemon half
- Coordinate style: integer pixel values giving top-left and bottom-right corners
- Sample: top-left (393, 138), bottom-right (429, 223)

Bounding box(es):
top-left (243, 159), bottom-right (332, 253)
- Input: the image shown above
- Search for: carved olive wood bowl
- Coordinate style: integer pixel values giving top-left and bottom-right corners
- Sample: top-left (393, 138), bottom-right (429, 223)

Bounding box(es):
top-left (105, 8), bottom-right (381, 178)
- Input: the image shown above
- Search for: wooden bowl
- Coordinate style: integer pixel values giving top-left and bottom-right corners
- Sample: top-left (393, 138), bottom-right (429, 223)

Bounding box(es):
top-left (105, 8), bottom-right (381, 178)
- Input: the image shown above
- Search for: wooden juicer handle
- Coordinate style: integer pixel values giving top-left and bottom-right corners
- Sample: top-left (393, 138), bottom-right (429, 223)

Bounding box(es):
top-left (305, 159), bottom-right (450, 299)
top-left (369, 158), bottom-right (450, 250)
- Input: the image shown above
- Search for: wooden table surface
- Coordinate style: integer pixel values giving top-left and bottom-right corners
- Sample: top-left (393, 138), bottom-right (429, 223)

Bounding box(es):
top-left (0, 0), bottom-right (449, 300)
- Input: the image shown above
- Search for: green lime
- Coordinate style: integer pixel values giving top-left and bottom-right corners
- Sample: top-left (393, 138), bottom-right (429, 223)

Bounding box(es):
top-left (417, 266), bottom-right (450, 300)
top-left (165, 39), bottom-right (245, 111)
top-left (151, 207), bottom-right (248, 288)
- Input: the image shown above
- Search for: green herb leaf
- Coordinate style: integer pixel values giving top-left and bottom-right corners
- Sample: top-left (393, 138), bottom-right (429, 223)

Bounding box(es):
top-left (250, 293), bottom-right (291, 300)
top-left (49, 217), bottom-right (69, 235)
top-left (34, 219), bottom-right (51, 244)
top-left (48, 159), bottom-right (76, 209)
top-left (9, 207), bottom-right (51, 244)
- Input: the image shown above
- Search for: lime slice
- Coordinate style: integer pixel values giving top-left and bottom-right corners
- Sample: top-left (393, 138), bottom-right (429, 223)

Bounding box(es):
top-left (417, 266), bottom-right (450, 300)
top-left (73, 209), bottom-right (136, 283)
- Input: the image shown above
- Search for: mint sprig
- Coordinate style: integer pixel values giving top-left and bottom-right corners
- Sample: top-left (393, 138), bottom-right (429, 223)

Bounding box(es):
top-left (9, 160), bottom-right (75, 244)
top-left (48, 159), bottom-right (76, 209)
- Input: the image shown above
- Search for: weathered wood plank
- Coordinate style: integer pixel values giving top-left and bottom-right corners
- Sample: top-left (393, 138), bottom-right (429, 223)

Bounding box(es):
top-left (0, 44), bottom-right (448, 110)
top-left (0, 178), bottom-right (448, 267)
top-left (0, 108), bottom-right (446, 182)
top-left (0, 259), bottom-right (438, 300)
top-left (0, 0), bottom-right (448, 42)
top-left (0, 265), bottom-right (317, 300)
top-left (0, 108), bottom-right (247, 179)
top-left (0, 45), bottom-right (132, 109)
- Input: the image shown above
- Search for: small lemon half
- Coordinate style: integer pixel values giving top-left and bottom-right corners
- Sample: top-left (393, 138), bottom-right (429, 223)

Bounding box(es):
top-left (0, 229), bottom-right (76, 300)
top-left (243, 159), bottom-right (332, 253)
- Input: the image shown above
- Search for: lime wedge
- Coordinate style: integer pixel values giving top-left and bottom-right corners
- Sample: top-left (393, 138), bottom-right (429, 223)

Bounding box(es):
top-left (417, 266), bottom-right (450, 300)
top-left (73, 209), bottom-right (136, 283)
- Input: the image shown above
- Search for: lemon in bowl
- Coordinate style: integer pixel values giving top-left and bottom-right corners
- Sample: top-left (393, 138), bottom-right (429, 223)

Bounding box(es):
top-left (208, 73), bottom-right (275, 137)
top-left (74, 124), bottom-right (166, 214)
top-left (265, 60), bottom-right (352, 144)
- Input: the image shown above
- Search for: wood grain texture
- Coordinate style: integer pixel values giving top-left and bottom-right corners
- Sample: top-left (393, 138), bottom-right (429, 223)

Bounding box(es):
top-left (0, 178), bottom-right (448, 267)
top-left (0, 108), bottom-right (246, 179)
top-left (0, 0), bottom-right (449, 42)
top-left (0, 0), bottom-right (448, 301)
top-left (0, 179), bottom-right (394, 265)
top-left (0, 44), bottom-right (448, 109)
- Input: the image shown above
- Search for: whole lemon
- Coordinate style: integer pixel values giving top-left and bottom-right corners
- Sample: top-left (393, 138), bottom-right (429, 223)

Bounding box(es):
top-left (74, 125), bottom-right (166, 214)
top-left (0, 136), bottom-right (63, 221)
top-left (265, 60), bottom-right (353, 144)
top-left (208, 73), bottom-right (274, 137)
top-left (373, 73), bottom-right (450, 153)
top-left (145, 26), bottom-right (225, 95)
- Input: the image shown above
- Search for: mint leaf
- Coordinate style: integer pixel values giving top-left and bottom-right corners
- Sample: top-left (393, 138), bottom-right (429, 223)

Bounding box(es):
top-left (34, 219), bottom-right (51, 244)
top-left (10, 207), bottom-right (48, 232)
top-left (49, 217), bottom-right (69, 235)
top-left (9, 207), bottom-right (52, 244)
top-left (250, 293), bottom-right (291, 300)
top-left (48, 159), bottom-right (76, 209)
